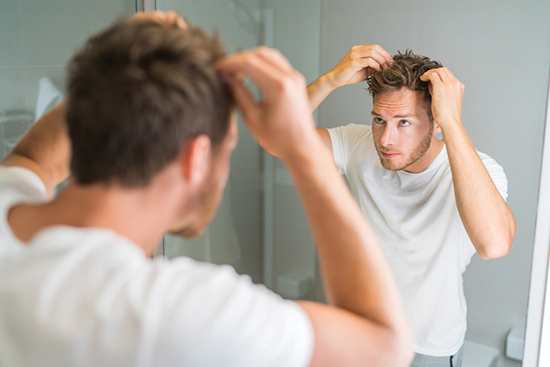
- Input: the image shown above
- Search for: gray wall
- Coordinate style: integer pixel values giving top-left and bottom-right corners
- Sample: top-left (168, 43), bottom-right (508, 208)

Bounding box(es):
top-left (318, 1), bottom-right (550, 366)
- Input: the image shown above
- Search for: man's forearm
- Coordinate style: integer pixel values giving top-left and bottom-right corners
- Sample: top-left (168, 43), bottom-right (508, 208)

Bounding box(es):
top-left (442, 122), bottom-right (516, 259)
top-left (307, 75), bottom-right (337, 113)
top-left (1, 102), bottom-right (70, 196)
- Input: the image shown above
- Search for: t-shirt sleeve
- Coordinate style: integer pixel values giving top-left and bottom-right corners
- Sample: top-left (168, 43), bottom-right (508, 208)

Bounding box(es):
top-left (327, 124), bottom-right (372, 175)
top-left (478, 152), bottom-right (508, 202)
top-left (0, 166), bottom-right (48, 253)
top-left (0, 166), bottom-right (48, 200)
top-left (151, 258), bottom-right (314, 367)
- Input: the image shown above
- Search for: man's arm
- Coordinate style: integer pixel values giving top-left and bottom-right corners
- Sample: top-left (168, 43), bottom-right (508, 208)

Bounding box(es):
top-left (421, 68), bottom-right (516, 260)
top-left (315, 127), bottom-right (332, 154)
top-left (218, 47), bottom-right (413, 367)
top-left (307, 45), bottom-right (393, 113)
top-left (1, 102), bottom-right (70, 197)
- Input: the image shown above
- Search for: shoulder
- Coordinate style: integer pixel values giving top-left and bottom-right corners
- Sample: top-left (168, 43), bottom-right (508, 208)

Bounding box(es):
top-left (1, 235), bottom-right (313, 366)
top-left (0, 166), bottom-right (48, 251)
top-left (328, 123), bottom-right (373, 148)
top-left (0, 165), bottom-right (48, 200)
top-left (476, 151), bottom-right (507, 176)
top-left (140, 257), bottom-right (315, 366)
top-left (328, 123), bottom-right (372, 137)
top-left (476, 150), bottom-right (508, 198)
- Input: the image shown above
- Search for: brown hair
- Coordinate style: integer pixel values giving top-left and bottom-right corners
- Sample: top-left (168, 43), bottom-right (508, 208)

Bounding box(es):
top-left (367, 50), bottom-right (442, 122)
top-left (66, 17), bottom-right (234, 187)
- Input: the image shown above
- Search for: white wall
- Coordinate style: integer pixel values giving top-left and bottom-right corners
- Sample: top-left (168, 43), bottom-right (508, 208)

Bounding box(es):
top-left (318, 1), bottom-right (550, 366)
top-left (0, 0), bottom-right (134, 159)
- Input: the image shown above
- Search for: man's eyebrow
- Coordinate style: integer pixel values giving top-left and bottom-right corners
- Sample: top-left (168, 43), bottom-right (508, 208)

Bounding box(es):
top-left (371, 111), bottom-right (416, 118)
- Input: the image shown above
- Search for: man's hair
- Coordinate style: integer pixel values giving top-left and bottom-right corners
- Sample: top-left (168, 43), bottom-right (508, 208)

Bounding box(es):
top-left (367, 50), bottom-right (442, 122)
top-left (66, 17), bottom-right (234, 187)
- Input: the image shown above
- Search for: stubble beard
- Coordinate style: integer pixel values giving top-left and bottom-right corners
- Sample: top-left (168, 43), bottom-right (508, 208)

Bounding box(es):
top-left (376, 124), bottom-right (434, 171)
top-left (169, 174), bottom-right (222, 239)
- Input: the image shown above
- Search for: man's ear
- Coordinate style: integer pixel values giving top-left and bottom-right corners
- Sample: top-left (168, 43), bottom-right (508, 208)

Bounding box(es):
top-left (180, 135), bottom-right (212, 185)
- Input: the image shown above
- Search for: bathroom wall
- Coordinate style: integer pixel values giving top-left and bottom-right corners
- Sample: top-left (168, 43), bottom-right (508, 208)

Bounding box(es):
top-left (0, 0), bottom-right (134, 159)
top-left (318, 1), bottom-right (550, 366)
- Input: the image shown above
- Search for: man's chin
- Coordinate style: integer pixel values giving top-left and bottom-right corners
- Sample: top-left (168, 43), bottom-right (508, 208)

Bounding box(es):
top-left (379, 157), bottom-right (406, 171)
top-left (168, 226), bottom-right (206, 239)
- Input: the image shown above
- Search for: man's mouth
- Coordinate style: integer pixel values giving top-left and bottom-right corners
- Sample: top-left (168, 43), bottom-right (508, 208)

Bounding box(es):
top-left (381, 151), bottom-right (400, 158)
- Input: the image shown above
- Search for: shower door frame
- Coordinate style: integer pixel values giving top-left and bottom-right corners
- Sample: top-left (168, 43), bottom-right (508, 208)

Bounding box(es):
top-left (524, 64), bottom-right (550, 367)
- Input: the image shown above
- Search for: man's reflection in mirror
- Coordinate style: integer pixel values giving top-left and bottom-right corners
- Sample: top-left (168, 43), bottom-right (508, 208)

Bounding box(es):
top-left (309, 47), bottom-right (516, 367)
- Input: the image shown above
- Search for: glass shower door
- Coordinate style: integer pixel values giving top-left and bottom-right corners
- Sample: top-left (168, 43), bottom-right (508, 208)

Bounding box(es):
top-left (0, 0), bottom-right (135, 163)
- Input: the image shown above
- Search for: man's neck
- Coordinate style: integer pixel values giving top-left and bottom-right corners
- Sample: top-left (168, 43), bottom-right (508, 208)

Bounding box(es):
top-left (403, 137), bottom-right (445, 174)
top-left (8, 180), bottom-right (183, 255)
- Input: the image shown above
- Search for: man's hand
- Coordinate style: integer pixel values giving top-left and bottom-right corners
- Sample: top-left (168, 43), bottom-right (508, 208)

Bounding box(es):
top-left (216, 47), bottom-right (317, 161)
top-left (420, 67), bottom-right (464, 129)
top-left (131, 10), bottom-right (187, 29)
top-left (325, 45), bottom-right (393, 89)
top-left (307, 45), bottom-right (392, 113)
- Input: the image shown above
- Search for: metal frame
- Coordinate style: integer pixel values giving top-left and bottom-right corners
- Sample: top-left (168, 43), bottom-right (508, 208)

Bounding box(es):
top-left (134, 0), bottom-right (156, 12)
top-left (524, 64), bottom-right (550, 367)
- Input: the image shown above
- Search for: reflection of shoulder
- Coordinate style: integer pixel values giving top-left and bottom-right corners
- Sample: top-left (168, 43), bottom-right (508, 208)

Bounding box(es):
top-left (343, 123), bottom-right (372, 136)
top-left (476, 150), bottom-right (504, 171)
top-left (338, 123), bottom-right (373, 148)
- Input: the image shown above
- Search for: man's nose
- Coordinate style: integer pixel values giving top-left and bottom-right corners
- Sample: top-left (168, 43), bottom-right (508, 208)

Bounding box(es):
top-left (380, 125), bottom-right (397, 147)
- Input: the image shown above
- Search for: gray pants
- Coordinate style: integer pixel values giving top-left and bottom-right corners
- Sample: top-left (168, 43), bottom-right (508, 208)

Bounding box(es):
top-left (411, 345), bottom-right (464, 367)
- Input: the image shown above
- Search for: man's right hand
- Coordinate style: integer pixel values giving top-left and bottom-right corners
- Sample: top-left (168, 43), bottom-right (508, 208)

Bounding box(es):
top-left (216, 47), bottom-right (318, 161)
top-left (325, 44), bottom-right (393, 89)
top-left (307, 44), bottom-right (392, 113)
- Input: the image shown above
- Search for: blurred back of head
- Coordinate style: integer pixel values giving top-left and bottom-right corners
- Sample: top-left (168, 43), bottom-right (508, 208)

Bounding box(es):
top-left (67, 16), bottom-right (234, 187)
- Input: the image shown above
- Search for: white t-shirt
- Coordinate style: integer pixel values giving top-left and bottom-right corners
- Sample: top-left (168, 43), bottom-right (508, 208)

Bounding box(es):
top-left (328, 124), bottom-right (508, 357)
top-left (0, 166), bottom-right (314, 367)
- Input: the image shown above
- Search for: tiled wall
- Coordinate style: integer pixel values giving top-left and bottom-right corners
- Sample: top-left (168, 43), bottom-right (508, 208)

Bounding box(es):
top-left (319, 1), bottom-right (550, 366)
top-left (0, 0), bottom-right (134, 159)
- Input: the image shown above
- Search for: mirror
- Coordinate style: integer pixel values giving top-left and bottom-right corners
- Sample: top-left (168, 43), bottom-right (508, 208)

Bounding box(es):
top-left (152, 1), bottom-right (548, 366)
top-left (0, 0), bottom-right (547, 366)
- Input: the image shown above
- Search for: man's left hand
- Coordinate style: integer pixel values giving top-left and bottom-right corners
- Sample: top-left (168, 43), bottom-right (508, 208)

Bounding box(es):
top-left (420, 67), bottom-right (464, 129)
top-left (131, 11), bottom-right (187, 29)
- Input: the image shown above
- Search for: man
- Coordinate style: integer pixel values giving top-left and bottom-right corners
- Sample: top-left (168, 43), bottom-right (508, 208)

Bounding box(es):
top-left (0, 12), bottom-right (413, 367)
top-left (308, 46), bottom-right (516, 366)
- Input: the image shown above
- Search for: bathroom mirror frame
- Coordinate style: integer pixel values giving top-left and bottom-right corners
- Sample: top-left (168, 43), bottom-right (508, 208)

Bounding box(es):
top-left (524, 65), bottom-right (550, 367)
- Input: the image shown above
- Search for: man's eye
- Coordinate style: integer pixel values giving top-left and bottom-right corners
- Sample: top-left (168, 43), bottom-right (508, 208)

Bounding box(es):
top-left (400, 120), bottom-right (410, 126)
top-left (374, 117), bottom-right (384, 124)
